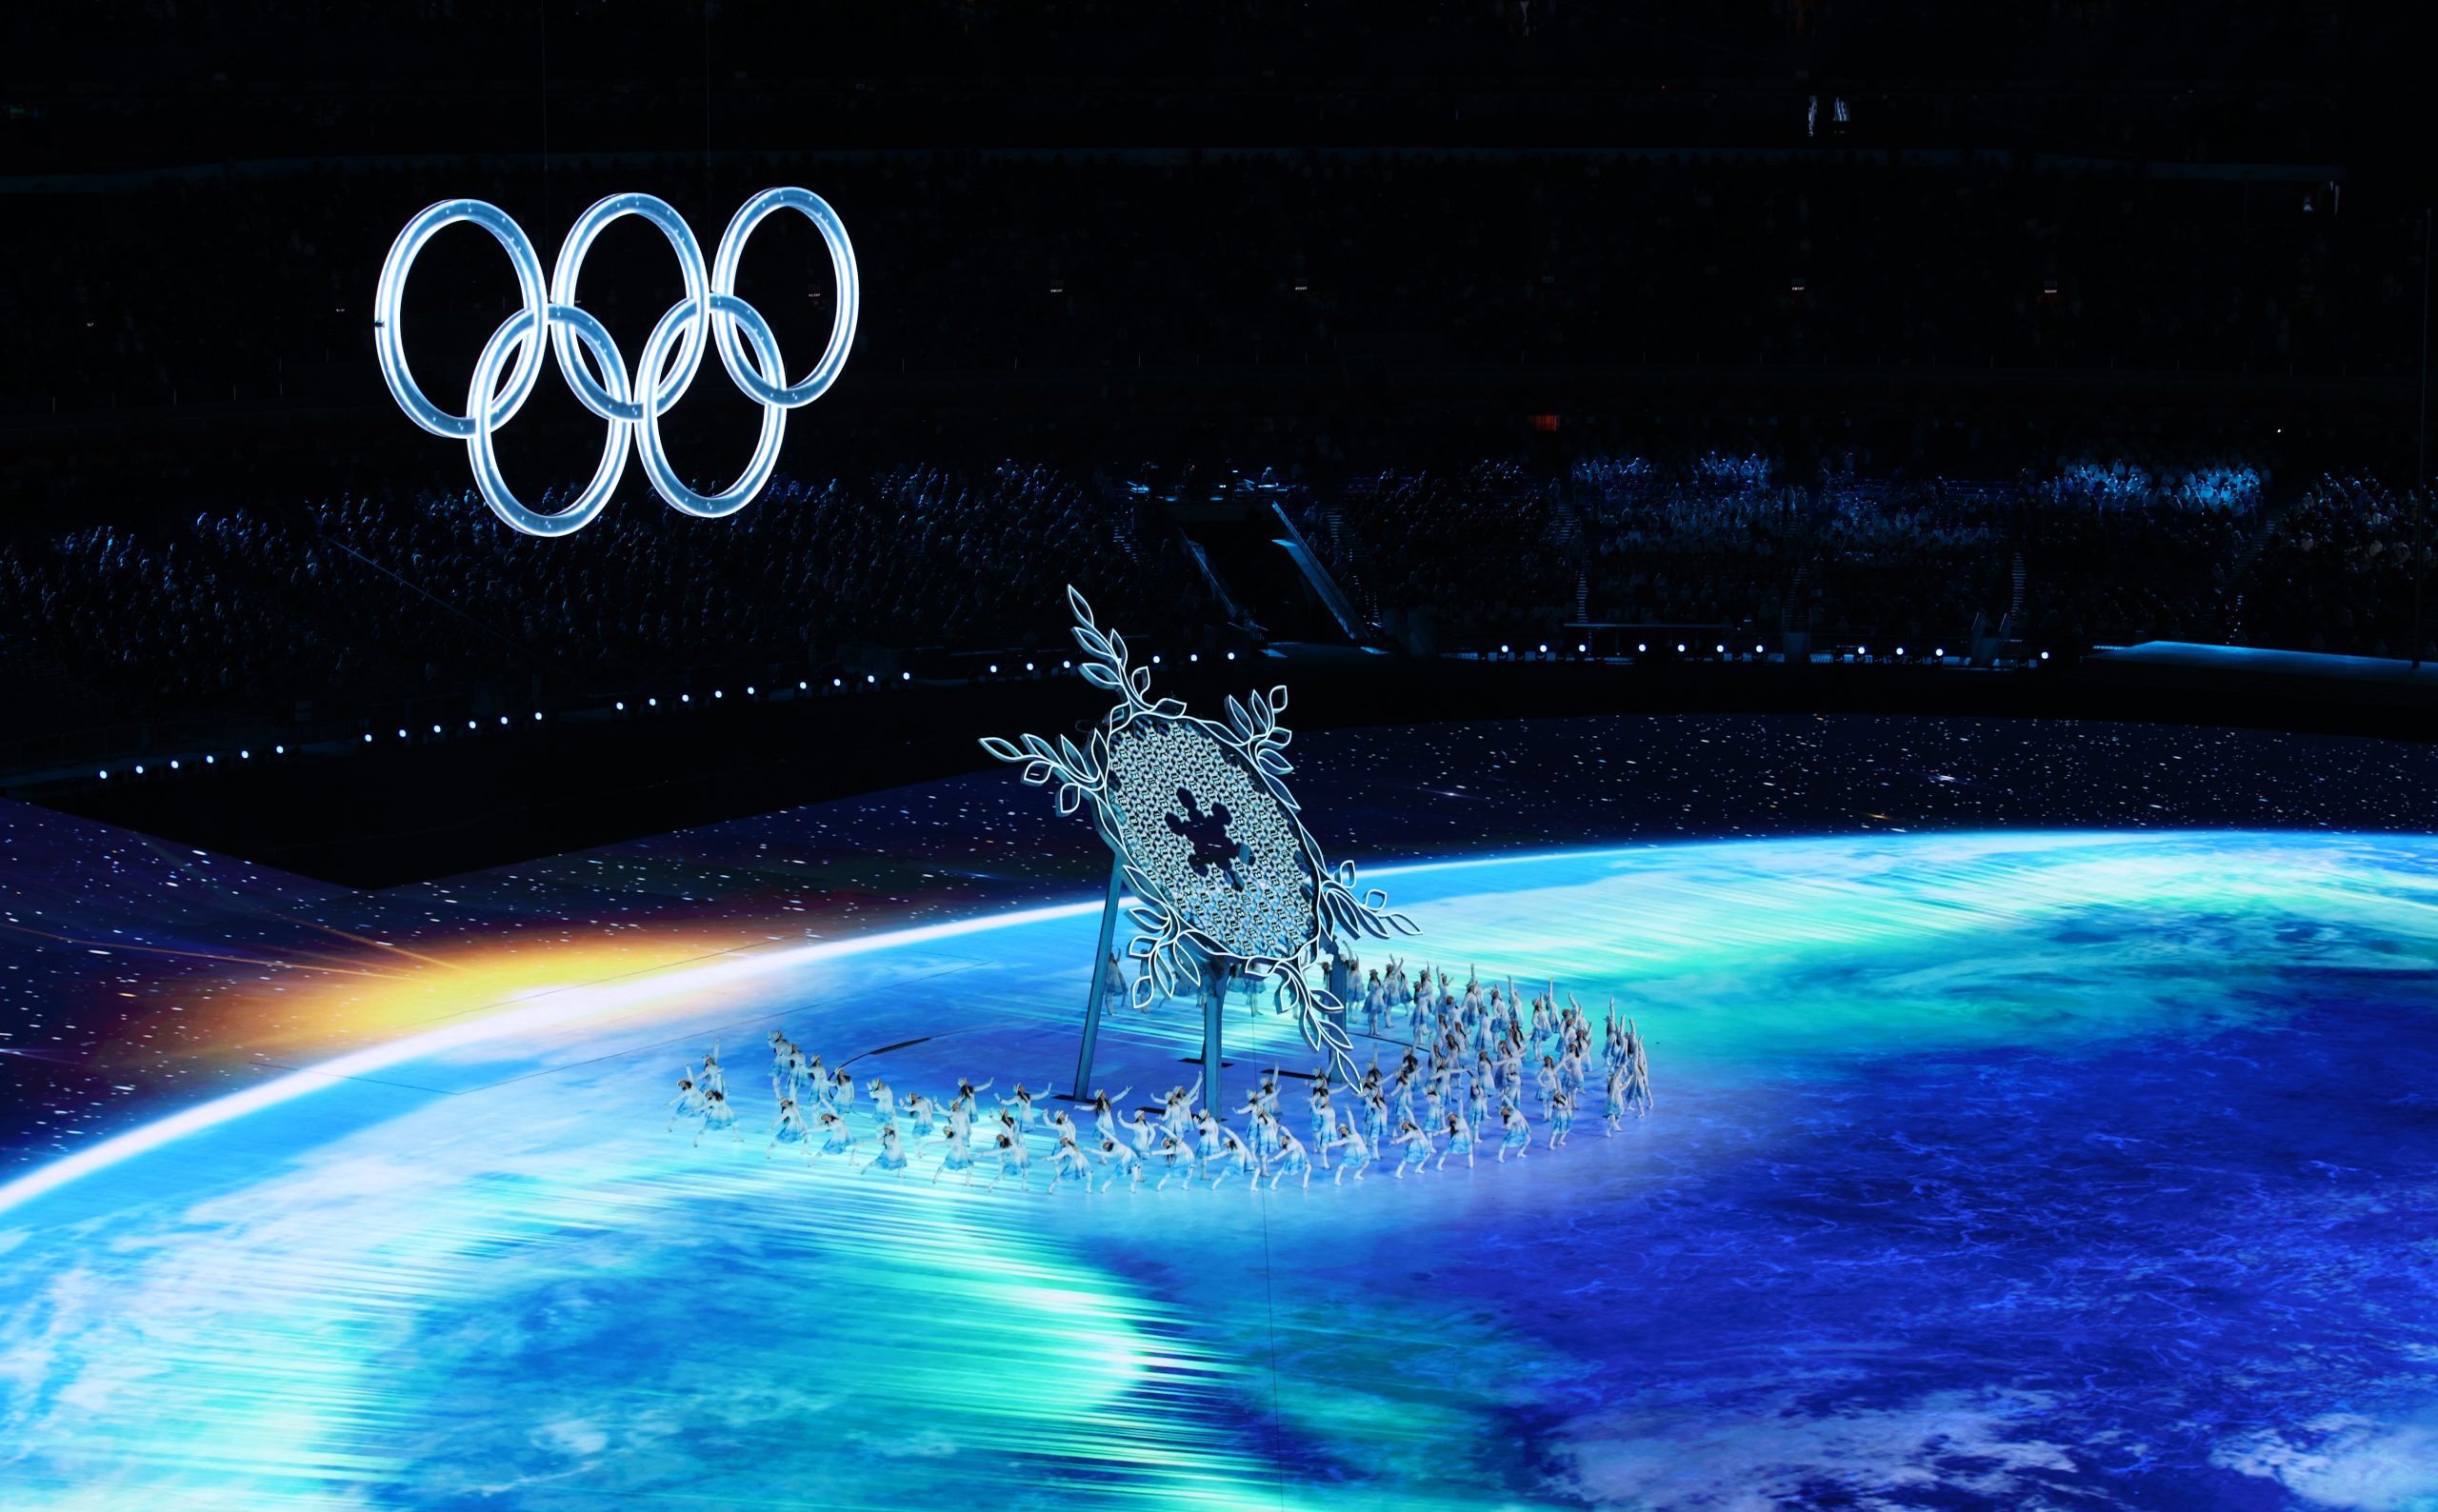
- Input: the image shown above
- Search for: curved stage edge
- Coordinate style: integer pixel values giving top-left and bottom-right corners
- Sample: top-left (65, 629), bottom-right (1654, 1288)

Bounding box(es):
top-left (3, 827), bottom-right (2436, 1510)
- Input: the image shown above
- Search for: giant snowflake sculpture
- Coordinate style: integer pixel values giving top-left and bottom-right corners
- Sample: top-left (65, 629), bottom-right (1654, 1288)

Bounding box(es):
top-left (982, 588), bottom-right (1419, 1075)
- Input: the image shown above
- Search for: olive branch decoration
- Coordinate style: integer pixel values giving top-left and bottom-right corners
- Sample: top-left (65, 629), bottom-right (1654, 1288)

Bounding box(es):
top-left (981, 587), bottom-right (1419, 1077)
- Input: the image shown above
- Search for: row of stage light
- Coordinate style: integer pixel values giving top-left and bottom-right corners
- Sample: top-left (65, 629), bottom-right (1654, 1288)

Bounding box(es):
top-left (88, 642), bottom-right (2057, 784)
top-left (84, 646), bottom-right (2072, 786)
top-left (1477, 642), bottom-right (2054, 665)
top-left (85, 649), bottom-right (1255, 785)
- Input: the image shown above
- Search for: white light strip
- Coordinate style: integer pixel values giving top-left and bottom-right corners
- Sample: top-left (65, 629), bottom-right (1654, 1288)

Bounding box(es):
top-left (0, 899), bottom-right (1095, 1219)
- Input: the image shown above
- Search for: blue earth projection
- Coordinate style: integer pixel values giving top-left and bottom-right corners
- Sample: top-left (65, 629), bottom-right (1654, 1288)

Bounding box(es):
top-left (5, 784), bottom-right (2438, 1509)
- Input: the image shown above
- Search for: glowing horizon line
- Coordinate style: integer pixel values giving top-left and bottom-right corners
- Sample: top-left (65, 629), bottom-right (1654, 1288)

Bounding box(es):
top-left (0, 827), bottom-right (2360, 1219)
top-left (0, 898), bottom-right (1099, 1219)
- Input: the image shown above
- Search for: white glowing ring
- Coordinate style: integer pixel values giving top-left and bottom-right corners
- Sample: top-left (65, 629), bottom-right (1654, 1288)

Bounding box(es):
top-left (371, 188), bottom-right (857, 537)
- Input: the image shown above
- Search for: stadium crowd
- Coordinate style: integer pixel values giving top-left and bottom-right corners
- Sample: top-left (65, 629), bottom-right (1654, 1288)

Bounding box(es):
top-left (5, 448), bottom-right (2426, 750)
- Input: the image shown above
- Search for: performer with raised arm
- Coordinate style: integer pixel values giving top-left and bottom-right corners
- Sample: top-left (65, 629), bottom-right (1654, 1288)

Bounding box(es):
top-left (1307, 1075), bottom-right (1335, 1166)
top-left (767, 1030), bottom-right (797, 1100)
top-left (766, 1095), bottom-right (814, 1163)
top-left (1048, 1106), bottom-right (1083, 1152)
top-left (1497, 1101), bottom-right (1532, 1163)
top-left (1001, 1081), bottom-right (1051, 1135)
top-left (1389, 1118), bottom-right (1434, 1178)
top-left (1626, 1017), bottom-right (1653, 1116)
top-left (1097, 1134), bottom-right (1145, 1192)
top-left (1162, 1077), bottom-right (1202, 1144)
top-left (1192, 1108), bottom-right (1227, 1181)
top-left (1269, 1125), bottom-right (1316, 1189)
top-left (1087, 1086), bottom-right (1133, 1146)
top-left (1547, 1088), bottom-right (1576, 1148)
top-left (862, 1123), bottom-right (911, 1176)
top-left (1209, 1121), bottom-right (1263, 1191)
top-left (1153, 1133), bottom-right (1195, 1191)
top-left (697, 1087), bottom-right (739, 1145)
top-left (1325, 1120), bottom-right (1375, 1183)
top-left (986, 1130), bottom-right (1031, 1193)
top-left (933, 1120), bottom-right (978, 1186)
top-left (814, 1109), bottom-right (858, 1163)
top-left (1047, 1131), bottom-right (1094, 1193)
top-left (667, 1065), bottom-right (707, 1132)
top-left (1437, 1108), bottom-right (1477, 1170)
top-left (949, 1076), bottom-right (993, 1123)
top-left (1125, 1106), bottom-right (1162, 1163)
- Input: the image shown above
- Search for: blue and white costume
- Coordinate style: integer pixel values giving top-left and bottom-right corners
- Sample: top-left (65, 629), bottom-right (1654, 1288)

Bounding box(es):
top-left (863, 1124), bottom-right (910, 1176)
top-left (697, 1088), bottom-right (738, 1145)
top-left (1439, 1114), bottom-right (1474, 1170)
top-left (1097, 1137), bottom-right (1144, 1192)
top-left (667, 1067), bottom-right (707, 1131)
top-left (767, 1096), bottom-right (813, 1163)
top-left (1269, 1127), bottom-right (1314, 1189)
top-left (933, 1124), bottom-right (978, 1184)
top-left (1326, 1123), bottom-right (1373, 1183)
top-left (1047, 1135), bottom-right (1093, 1193)
top-left (1498, 1104), bottom-right (1531, 1162)
top-left (987, 1132), bottom-right (1030, 1193)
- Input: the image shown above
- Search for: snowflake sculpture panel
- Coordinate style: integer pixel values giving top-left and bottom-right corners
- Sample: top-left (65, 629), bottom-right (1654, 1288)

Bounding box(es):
top-left (982, 588), bottom-right (1419, 1078)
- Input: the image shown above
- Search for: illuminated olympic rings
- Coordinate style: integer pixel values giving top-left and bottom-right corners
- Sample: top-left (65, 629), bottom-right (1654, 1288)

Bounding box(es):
top-left (372, 189), bottom-right (858, 537)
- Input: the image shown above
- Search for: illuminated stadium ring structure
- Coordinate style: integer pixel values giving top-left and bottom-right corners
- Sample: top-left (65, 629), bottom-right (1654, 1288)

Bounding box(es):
top-left (372, 189), bottom-right (858, 537)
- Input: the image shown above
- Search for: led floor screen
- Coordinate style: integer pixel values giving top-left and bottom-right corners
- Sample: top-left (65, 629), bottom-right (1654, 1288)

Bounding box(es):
top-left (3, 716), bottom-right (2434, 1510)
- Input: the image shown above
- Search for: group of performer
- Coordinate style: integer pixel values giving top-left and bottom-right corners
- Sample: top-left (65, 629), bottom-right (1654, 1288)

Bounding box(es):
top-left (662, 964), bottom-right (1652, 1194)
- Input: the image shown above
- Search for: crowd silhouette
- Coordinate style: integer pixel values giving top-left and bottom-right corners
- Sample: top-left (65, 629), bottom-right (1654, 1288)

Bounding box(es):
top-left (5, 448), bottom-right (2426, 749)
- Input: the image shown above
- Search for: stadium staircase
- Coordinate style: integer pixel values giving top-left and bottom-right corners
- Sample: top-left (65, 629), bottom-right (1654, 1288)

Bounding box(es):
top-left (1156, 476), bottom-right (1358, 645)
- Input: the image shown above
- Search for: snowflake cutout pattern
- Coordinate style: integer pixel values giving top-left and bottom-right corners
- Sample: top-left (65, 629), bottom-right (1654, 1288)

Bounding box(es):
top-left (981, 587), bottom-right (1420, 1074)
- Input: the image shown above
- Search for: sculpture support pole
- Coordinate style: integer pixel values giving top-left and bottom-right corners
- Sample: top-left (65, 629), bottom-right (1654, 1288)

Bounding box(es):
top-left (1325, 939), bottom-right (1351, 1057)
top-left (1074, 854), bottom-right (1126, 1096)
top-left (1202, 966), bottom-right (1226, 1112)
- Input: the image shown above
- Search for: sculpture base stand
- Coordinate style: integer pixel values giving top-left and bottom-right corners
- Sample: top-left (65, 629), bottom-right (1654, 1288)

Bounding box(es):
top-left (1070, 855), bottom-right (1126, 1099)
